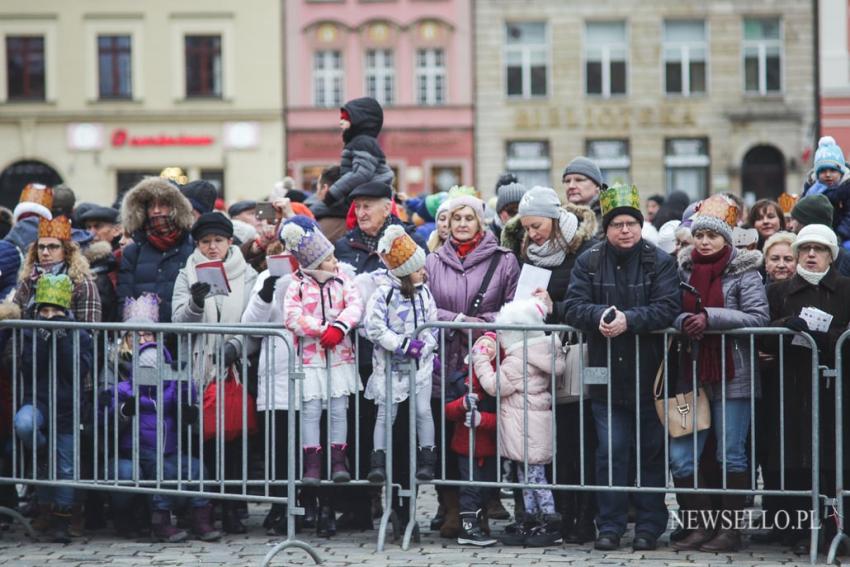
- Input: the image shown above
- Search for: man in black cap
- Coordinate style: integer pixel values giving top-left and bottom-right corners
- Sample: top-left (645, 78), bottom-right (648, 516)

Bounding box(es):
top-left (228, 200), bottom-right (259, 228)
top-left (77, 205), bottom-right (122, 246)
top-left (181, 179), bottom-right (218, 221)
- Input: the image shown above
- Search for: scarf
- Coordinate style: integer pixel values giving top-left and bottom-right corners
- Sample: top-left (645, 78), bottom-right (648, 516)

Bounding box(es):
top-left (145, 215), bottom-right (183, 252)
top-left (684, 246), bottom-right (734, 384)
top-left (450, 231), bottom-right (484, 260)
top-left (525, 210), bottom-right (576, 267)
top-left (796, 264), bottom-right (829, 286)
top-left (359, 217), bottom-right (393, 251)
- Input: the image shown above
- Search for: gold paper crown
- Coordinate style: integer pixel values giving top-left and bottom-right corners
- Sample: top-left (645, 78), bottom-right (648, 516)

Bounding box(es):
top-left (38, 215), bottom-right (72, 241)
top-left (19, 183), bottom-right (53, 208)
top-left (34, 274), bottom-right (73, 309)
top-left (778, 193), bottom-right (799, 215)
top-left (696, 194), bottom-right (738, 227)
top-left (160, 167), bottom-right (188, 186)
top-left (600, 183), bottom-right (641, 217)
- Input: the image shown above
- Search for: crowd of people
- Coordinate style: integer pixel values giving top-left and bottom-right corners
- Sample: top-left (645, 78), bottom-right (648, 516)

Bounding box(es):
top-left (0, 97), bottom-right (848, 557)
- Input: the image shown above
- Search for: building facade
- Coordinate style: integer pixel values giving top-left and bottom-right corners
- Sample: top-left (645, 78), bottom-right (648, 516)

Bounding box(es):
top-left (284, 0), bottom-right (474, 196)
top-left (820, 0), bottom-right (850, 155)
top-left (475, 0), bottom-right (816, 203)
top-left (0, 0), bottom-right (283, 210)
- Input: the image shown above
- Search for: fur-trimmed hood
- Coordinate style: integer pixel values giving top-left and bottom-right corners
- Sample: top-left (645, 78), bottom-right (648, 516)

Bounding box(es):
top-left (83, 240), bottom-right (114, 264)
top-left (501, 202), bottom-right (598, 255)
top-left (120, 177), bottom-right (194, 235)
top-left (19, 243), bottom-right (93, 285)
top-left (677, 245), bottom-right (763, 276)
top-left (0, 301), bottom-right (21, 321)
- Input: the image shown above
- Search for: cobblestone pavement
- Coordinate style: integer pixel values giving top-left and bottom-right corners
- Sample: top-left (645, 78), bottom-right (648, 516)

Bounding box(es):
top-left (0, 486), bottom-right (825, 566)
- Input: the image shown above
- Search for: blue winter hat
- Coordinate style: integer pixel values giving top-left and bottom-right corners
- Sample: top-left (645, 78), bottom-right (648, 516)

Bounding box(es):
top-left (814, 136), bottom-right (847, 176)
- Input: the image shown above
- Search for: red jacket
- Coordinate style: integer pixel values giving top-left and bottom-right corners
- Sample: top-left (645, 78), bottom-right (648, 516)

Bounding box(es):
top-left (445, 367), bottom-right (497, 459)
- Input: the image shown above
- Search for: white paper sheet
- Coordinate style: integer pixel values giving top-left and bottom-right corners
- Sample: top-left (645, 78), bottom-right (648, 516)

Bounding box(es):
top-left (195, 261), bottom-right (231, 296)
top-left (515, 263), bottom-right (552, 301)
top-left (791, 306), bottom-right (833, 348)
top-left (267, 253), bottom-right (298, 277)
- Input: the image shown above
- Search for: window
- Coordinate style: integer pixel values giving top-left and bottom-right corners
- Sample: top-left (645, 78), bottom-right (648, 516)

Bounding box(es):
top-left (200, 169), bottom-right (225, 199)
top-left (314, 50), bottom-right (342, 107)
top-left (116, 169), bottom-right (161, 200)
top-left (504, 22), bottom-right (547, 98)
top-left (6, 36), bottom-right (45, 100)
top-left (665, 138), bottom-right (710, 201)
top-left (416, 48), bottom-right (446, 105)
top-left (585, 22), bottom-right (627, 97)
top-left (97, 35), bottom-right (132, 99)
top-left (184, 35), bottom-right (222, 98)
top-left (663, 20), bottom-right (706, 96)
top-left (586, 139), bottom-right (630, 184)
top-left (743, 18), bottom-right (782, 95)
top-left (365, 49), bottom-right (394, 106)
top-left (431, 164), bottom-right (461, 192)
top-left (505, 141), bottom-right (551, 188)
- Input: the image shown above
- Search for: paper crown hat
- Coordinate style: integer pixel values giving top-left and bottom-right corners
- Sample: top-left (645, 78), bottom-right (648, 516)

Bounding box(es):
top-left (695, 194), bottom-right (739, 226)
top-left (378, 224), bottom-right (426, 277)
top-left (34, 274), bottom-right (73, 309)
top-left (38, 215), bottom-right (72, 241)
top-left (778, 193), bottom-right (799, 215)
top-left (599, 183), bottom-right (641, 217)
top-left (122, 293), bottom-right (160, 324)
top-left (14, 183), bottom-right (54, 223)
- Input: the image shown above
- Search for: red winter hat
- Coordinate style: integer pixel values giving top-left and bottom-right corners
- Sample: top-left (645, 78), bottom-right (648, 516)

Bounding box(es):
top-left (340, 109), bottom-right (351, 122)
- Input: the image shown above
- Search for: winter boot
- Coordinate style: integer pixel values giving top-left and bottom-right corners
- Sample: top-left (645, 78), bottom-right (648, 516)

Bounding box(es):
top-left (30, 502), bottom-right (52, 533)
top-left (300, 491), bottom-right (318, 529)
top-left (439, 488), bottom-right (461, 538)
top-left (486, 493), bottom-right (511, 520)
top-left (525, 513), bottom-right (564, 547)
top-left (566, 491), bottom-right (597, 544)
top-left (430, 487), bottom-right (446, 530)
top-left (68, 503), bottom-right (85, 538)
top-left (191, 504), bottom-right (222, 542)
top-left (302, 446), bottom-right (322, 486)
top-left (49, 506), bottom-right (72, 544)
top-left (150, 510), bottom-right (188, 543)
top-left (316, 503), bottom-right (337, 538)
top-left (457, 510), bottom-right (497, 546)
top-left (263, 503), bottom-right (285, 536)
top-left (415, 446), bottom-right (437, 481)
top-left (672, 475), bottom-right (716, 551)
top-left (367, 450), bottom-right (386, 484)
top-left (330, 443), bottom-right (351, 483)
top-left (699, 472), bottom-right (748, 553)
top-left (500, 512), bottom-right (540, 546)
top-left (222, 501), bottom-right (246, 534)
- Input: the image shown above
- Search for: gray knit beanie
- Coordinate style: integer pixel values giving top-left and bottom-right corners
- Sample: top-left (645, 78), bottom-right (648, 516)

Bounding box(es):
top-left (562, 156), bottom-right (604, 188)
top-left (690, 214), bottom-right (734, 244)
top-left (518, 186), bottom-right (562, 219)
top-left (496, 182), bottom-right (528, 214)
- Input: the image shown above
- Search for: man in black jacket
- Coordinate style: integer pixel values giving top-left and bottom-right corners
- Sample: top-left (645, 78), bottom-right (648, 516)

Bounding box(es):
top-left (563, 183), bottom-right (681, 552)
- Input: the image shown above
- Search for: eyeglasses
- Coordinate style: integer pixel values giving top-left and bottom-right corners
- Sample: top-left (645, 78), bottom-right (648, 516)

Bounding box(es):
top-left (798, 244), bottom-right (830, 255)
top-left (609, 221), bottom-right (641, 231)
top-left (37, 243), bottom-right (62, 252)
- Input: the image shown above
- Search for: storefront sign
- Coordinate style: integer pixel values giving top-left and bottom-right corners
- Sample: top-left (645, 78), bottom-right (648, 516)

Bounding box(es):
top-left (513, 104), bottom-right (697, 131)
top-left (111, 129), bottom-right (214, 148)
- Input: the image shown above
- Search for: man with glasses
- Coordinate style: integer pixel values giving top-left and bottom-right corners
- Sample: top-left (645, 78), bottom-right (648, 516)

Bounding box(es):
top-left (561, 183), bottom-right (681, 552)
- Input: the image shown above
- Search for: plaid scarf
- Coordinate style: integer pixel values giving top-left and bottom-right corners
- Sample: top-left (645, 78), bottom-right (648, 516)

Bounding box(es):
top-left (360, 217), bottom-right (393, 251)
top-left (145, 215), bottom-right (182, 252)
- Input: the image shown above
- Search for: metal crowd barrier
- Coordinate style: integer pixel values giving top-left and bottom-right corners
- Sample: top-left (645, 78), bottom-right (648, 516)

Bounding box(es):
top-left (828, 329), bottom-right (850, 563)
top-left (402, 321), bottom-right (822, 563)
top-left (0, 319), bottom-right (321, 566)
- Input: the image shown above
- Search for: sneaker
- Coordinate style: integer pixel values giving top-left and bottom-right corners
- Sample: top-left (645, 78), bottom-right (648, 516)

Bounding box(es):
top-left (190, 504), bottom-right (221, 542)
top-left (525, 513), bottom-right (564, 547)
top-left (457, 510), bottom-right (497, 547)
top-left (151, 510), bottom-right (188, 543)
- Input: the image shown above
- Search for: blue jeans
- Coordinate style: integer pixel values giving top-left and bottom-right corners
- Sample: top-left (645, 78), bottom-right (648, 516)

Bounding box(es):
top-left (110, 449), bottom-right (209, 511)
top-left (14, 404), bottom-right (75, 508)
top-left (592, 399), bottom-right (667, 538)
top-left (669, 398), bottom-right (751, 478)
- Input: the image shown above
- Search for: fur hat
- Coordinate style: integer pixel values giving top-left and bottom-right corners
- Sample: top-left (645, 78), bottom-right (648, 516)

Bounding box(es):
top-left (280, 216), bottom-right (334, 270)
top-left (38, 215), bottom-right (72, 241)
top-left (14, 183), bottom-right (53, 223)
top-left (793, 224), bottom-right (839, 260)
top-left (814, 136), bottom-right (847, 175)
top-left (378, 224), bottom-right (425, 277)
top-left (123, 293), bottom-right (160, 324)
top-left (495, 298), bottom-right (547, 346)
top-left (34, 274), bottom-right (73, 310)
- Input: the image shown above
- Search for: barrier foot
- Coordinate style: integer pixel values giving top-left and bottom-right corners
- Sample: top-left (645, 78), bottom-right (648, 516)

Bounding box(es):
top-left (810, 524), bottom-right (820, 565)
top-left (827, 532), bottom-right (849, 564)
top-left (0, 506), bottom-right (36, 539)
top-left (376, 506), bottom-right (395, 551)
top-left (260, 538), bottom-right (322, 567)
top-left (402, 519), bottom-right (420, 550)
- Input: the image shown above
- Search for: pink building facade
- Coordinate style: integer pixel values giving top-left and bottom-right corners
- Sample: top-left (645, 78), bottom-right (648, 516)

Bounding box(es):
top-left (284, 0), bottom-right (474, 196)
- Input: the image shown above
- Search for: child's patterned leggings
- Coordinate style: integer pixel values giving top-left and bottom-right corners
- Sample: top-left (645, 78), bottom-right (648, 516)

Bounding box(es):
top-left (517, 463), bottom-right (555, 516)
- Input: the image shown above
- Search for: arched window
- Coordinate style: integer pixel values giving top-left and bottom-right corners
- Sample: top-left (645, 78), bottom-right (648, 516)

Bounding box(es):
top-left (0, 160), bottom-right (63, 211)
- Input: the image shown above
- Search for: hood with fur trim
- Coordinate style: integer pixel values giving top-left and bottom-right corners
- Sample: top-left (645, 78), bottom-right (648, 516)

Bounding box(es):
top-left (120, 177), bottom-right (194, 235)
top-left (501, 201), bottom-right (598, 256)
top-left (677, 245), bottom-right (763, 277)
top-left (83, 241), bottom-right (113, 264)
top-left (0, 301), bottom-right (21, 321)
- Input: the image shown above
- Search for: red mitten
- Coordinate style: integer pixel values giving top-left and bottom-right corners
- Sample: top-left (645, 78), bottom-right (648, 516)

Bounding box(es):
top-left (319, 325), bottom-right (346, 349)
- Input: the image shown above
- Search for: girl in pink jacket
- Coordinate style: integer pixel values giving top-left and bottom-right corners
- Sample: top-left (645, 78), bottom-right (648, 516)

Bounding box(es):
top-left (471, 298), bottom-right (565, 547)
top-left (281, 217), bottom-right (364, 485)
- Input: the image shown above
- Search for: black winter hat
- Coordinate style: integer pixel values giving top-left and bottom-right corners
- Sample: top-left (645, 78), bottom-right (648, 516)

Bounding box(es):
top-left (192, 212), bottom-right (233, 241)
top-left (77, 205), bottom-right (119, 225)
top-left (349, 181), bottom-right (392, 200)
top-left (791, 194), bottom-right (834, 227)
top-left (181, 180), bottom-right (218, 215)
top-left (228, 200), bottom-right (256, 218)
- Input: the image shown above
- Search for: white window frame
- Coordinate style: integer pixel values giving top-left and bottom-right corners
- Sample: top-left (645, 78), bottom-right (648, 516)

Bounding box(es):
top-left (415, 48), bottom-right (446, 106)
top-left (503, 22), bottom-right (549, 100)
top-left (583, 21), bottom-right (628, 98)
top-left (742, 17), bottom-right (783, 96)
top-left (85, 18), bottom-right (144, 102)
top-left (586, 139), bottom-right (631, 184)
top-left (662, 20), bottom-right (708, 97)
top-left (505, 140), bottom-right (551, 188)
top-left (313, 50), bottom-right (343, 108)
top-left (0, 19), bottom-right (58, 103)
top-left (364, 48), bottom-right (394, 106)
top-left (665, 138), bottom-right (710, 200)
top-left (169, 17), bottom-right (233, 102)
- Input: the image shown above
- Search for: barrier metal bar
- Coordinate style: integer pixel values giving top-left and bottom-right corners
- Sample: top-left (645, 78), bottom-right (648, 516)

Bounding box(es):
top-left (828, 329), bottom-right (850, 563)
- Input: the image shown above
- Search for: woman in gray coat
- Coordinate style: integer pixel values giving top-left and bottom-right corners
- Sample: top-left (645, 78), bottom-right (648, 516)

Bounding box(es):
top-left (666, 197), bottom-right (769, 553)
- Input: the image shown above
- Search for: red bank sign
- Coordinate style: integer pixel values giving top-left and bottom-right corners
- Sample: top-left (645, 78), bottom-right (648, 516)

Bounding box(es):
top-left (111, 129), bottom-right (214, 148)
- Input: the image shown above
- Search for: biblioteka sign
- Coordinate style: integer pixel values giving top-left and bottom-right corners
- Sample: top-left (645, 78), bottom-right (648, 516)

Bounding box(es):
top-left (110, 129), bottom-right (214, 148)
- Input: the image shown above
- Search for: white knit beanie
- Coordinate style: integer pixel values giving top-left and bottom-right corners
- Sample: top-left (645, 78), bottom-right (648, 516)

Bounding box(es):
top-left (792, 224), bottom-right (839, 260)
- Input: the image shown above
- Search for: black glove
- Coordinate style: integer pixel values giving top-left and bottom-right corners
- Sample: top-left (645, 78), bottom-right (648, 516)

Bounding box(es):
top-left (786, 316), bottom-right (809, 333)
top-left (258, 275), bottom-right (280, 303)
top-left (181, 404), bottom-right (199, 425)
top-left (120, 396), bottom-right (136, 417)
top-left (223, 342), bottom-right (239, 368)
top-left (190, 282), bottom-right (211, 308)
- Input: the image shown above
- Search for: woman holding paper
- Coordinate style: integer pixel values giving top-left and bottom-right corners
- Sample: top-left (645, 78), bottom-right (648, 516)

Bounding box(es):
top-left (170, 211), bottom-right (258, 533)
top-left (763, 224), bottom-right (850, 554)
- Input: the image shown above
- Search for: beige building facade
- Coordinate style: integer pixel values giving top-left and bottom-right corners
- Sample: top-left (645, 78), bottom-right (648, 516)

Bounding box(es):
top-left (0, 0), bottom-right (283, 210)
top-left (475, 0), bottom-right (816, 205)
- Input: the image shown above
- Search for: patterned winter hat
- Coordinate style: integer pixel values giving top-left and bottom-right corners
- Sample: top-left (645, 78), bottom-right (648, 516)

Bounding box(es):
top-left (378, 224), bottom-right (426, 277)
top-left (34, 274), bottom-right (73, 309)
top-left (123, 293), bottom-right (160, 324)
top-left (38, 215), bottom-right (72, 241)
top-left (14, 183), bottom-right (54, 223)
top-left (280, 216), bottom-right (334, 270)
top-left (600, 183), bottom-right (643, 231)
top-left (814, 136), bottom-right (847, 175)
top-left (691, 194), bottom-right (738, 243)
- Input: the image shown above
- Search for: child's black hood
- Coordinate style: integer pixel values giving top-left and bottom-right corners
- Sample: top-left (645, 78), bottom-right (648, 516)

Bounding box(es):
top-left (342, 97), bottom-right (384, 143)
